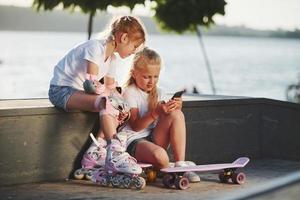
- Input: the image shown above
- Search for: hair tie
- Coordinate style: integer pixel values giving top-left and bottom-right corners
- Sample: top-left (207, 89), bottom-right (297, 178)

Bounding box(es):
top-left (123, 16), bottom-right (132, 21)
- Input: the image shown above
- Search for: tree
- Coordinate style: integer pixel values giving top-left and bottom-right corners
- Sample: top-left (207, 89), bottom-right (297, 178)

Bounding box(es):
top-left (153, 0), bottom-right (227, 94)
top-left (33, 0), bottom-right (226, 94)
top-left (33, 0), bottom-right (147, 40)
top-left (286, 74), bottom-right (300, 103)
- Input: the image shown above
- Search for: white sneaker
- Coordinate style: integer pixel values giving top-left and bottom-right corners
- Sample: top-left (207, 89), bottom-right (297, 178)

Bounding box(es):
top-left (175, 161), bottom-right (201, 183)
top-left (183, 171), bottom-right (201, 183)
top-left (168, 162), bottom-right (175, 168)
top-left (185, 161), bottom-right (196, 166)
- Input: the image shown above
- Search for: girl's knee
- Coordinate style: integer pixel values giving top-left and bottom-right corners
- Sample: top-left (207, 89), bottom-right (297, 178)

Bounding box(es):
top-left (168, 109), bottom-right (185, 121)
top-left (152, 147), bottom-right (169, 168)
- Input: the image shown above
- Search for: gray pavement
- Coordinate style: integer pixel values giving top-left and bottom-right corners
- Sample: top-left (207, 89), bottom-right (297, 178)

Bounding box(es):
top-left (1, 159), bottom-right (300, 200)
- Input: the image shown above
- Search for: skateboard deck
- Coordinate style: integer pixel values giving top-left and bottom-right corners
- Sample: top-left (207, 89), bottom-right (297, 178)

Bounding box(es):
top-left (138, 163), bottom-right (157, 182)
top-left (138, 163), bottom-right (153, 168)
top-left (161, 157), bottom-right (250, 190)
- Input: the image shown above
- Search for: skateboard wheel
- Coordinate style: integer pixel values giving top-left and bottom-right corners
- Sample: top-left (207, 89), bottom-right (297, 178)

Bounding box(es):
top-left (232, 172), bottom-right (246, 184)
top-left (147, 169), bottom-right (157, 182)
top-left (163, 174), bottom-right (175, 188)
top-left (175, 177), bottom-right (189, 190)
top-left (74, 169), bottom-right (84, 180)
top-left (134, 177), bottom-right (146, 190)
top-left (218, 172), bottom-right (229, 183)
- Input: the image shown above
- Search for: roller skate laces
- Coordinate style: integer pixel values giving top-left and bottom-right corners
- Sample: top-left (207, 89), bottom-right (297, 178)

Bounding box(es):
top-left (105, 136), bottom-right (142, 174)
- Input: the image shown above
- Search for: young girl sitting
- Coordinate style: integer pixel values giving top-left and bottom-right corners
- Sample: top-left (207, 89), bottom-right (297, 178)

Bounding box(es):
top-left (122, 47), bottom-right (200, 182)
top-left (48, 16), bottom-right (146, 176)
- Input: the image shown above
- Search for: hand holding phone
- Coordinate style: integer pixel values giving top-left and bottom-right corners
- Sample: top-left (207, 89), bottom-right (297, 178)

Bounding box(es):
top-left (171, 90), bottom-right (185, 99)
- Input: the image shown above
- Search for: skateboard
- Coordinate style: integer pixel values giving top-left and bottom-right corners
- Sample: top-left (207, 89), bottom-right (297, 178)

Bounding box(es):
top-left (138, 163), bottom-right (157, 183)
top-left (160, 157), bottom-right (250, 190)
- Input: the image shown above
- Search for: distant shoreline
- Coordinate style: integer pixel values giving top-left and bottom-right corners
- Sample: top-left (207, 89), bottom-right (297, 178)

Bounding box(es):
top-left (1, 30), bottom-right (300, 41)
top-left (1, 5), bottom-right (299, 39)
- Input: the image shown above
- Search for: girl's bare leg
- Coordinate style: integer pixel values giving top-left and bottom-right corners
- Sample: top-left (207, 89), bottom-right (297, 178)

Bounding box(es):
top-left (66, 91), bottom-right (99, 112)
top-left (152, 110), bottom-right (186, 162)
top-left (68, 92), bottom-right (117, 139)
top-left (100, 115), bottom-right (118, 140)
top-left (134, 140), bottom-right (169, 169)
top-left (98, 97), bottom-right (118, 140)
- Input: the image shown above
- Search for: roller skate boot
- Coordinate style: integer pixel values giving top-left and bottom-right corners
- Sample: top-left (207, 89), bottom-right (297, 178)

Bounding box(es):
top-left (74, 135), bottom-right (107, 180)
top-left (92, 134), bottom-right (145, 189)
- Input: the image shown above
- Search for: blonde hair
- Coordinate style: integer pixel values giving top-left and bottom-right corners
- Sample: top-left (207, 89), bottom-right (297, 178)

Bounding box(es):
top-left (126, 47), bottom-right (162, 110)
top-left (99, 15), bottom-right (146, 45)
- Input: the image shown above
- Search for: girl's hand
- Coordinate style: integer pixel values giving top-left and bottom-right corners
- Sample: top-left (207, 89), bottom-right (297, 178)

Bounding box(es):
top-left (170, 97), bottom-right (183, 110)
top-left (154, 101), bottom-right (166, 115)
top-left (161, 98), bottom-right (182, 114)
top-left (156, 101), bottom-right (173, 115)
top-left (118, 111), bottom-right (129, 123)
top-left (94, 80), bottom-right (101, 88)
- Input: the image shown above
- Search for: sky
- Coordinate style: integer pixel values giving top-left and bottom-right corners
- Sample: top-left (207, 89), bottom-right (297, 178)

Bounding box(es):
top-left (1, 0), bottom-right (300, 31)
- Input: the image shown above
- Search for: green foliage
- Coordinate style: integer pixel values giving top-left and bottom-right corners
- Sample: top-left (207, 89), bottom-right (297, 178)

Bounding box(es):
top-left (33, 0), bottom-right (148, 39)
top-left (154, 0), bottom-right (226, 33)
top-left (286, 76), bottom-right (300, 103)
top-left (32, 0), bottom-right (227, 37)
top-left (33, 0), bottom-right (147, 13)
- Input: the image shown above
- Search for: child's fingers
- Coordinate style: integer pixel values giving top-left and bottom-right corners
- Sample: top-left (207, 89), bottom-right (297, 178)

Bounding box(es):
top-left (169, 101), bottom-right (178, 109)
top-left (172, 97), bottom-right (182, 101)
top-left (166, 99), bottom-right (182, 111)
top-left (172, 98), bottom-right (182, 109)
top-left (118, 111), bottom-right (128, 121)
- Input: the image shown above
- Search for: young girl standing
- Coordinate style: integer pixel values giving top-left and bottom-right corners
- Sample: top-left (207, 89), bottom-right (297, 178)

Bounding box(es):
top-left (48, 16), bottom-right (146, 176)
top-left (122, 47), bottom-right (200, 182)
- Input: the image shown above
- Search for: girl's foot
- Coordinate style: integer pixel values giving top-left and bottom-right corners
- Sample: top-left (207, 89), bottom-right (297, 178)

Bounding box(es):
top-left (81, 137), bottom-right (107, 168)
top-left (105, 134), bottom-right (142, 174)
top-left (175, 161), bottom-right (201, 183)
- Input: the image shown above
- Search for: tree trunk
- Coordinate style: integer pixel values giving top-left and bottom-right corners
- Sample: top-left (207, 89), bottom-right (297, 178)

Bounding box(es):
top-left (196, 26), bottom-right (216, 95)
top-left (87, 11), bottom-right (95, 40)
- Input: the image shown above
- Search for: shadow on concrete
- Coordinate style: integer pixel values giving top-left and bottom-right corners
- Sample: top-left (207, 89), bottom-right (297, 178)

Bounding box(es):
top-left (68, 116), bottom-right (100, 179)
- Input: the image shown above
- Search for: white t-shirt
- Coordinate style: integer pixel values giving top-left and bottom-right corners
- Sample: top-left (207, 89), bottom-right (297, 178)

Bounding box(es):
top-left (122, 84), bottom-right (167, 146)
top-left (50, 39), bottom-right (117, 90)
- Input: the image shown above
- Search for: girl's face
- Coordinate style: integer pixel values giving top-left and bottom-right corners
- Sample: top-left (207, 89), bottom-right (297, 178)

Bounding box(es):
top-left (116, 33), bottom-right (144, 58)
top-left (133, 64), bottom-right (160, 92)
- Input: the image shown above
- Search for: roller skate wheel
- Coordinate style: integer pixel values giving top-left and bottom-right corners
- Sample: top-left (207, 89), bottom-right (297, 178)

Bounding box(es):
top-left (111, 176), bottom-right (121, 188)
top-left (175, 177), bottom-right (189, 190)
top-left (100, 178), bottom-right (110, 187)
top-left (122, 175), bottom-right (132, 188)
top-left (74, 169), bottom-right (84, 180)
top-left (85, 170), bottom-right (93, 180)
top-left (134, 177), bottom-right (146, 190)
top-left (146, 169), bottom-right (157, 182)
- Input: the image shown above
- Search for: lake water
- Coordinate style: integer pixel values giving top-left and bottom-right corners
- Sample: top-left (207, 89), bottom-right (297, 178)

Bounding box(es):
top-left (0, 31), bottom-right (300, 101)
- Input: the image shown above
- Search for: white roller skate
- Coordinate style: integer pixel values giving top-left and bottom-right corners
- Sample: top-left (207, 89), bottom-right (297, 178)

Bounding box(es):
top-left (74, 134), bottom-right (107, 180)
top-left (92, 134), bottom-right (145, 189)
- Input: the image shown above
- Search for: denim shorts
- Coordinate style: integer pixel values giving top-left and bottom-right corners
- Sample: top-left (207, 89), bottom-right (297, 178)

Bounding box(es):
top-left (127, 134), bottom-right (153, 157)
top-left (48, 85), bottom-right (78, 111)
